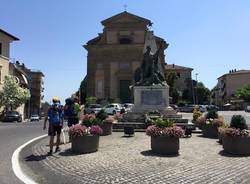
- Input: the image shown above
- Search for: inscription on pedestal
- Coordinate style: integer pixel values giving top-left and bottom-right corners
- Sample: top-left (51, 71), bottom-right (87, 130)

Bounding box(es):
top-left (141, 90), bottom-right (163, 105)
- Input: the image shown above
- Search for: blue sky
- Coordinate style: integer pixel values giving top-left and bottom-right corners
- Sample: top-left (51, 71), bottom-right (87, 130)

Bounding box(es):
top-left (1, 0), bottom-right (250, 103)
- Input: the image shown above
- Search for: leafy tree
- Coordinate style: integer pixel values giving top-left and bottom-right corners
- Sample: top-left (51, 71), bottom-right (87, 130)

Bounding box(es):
top-left (166, 72), bottom-right (179, 103)
top-left (196, 82), bottom-right (211, 104)
top-left (236, 83), bottom-right (250, 102)
top-left (182, 77), bottom-right (194, 104)
top-left (0, 75), bottom-right (30, 111)
top-left (79, 77), bottom-right (87, 104)
top-left (86, 96), bottom-right (97, 105)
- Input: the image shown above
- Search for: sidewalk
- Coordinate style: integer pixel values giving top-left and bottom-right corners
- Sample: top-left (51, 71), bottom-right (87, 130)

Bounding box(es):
top-left (22, 132), bottom-right (250, 184)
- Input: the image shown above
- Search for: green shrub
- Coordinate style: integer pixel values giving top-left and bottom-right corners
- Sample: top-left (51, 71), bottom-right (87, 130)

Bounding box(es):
top-left (230, 115), bottom-right (248, 130)
top-left (193, 105), bottom-right (202, 121)
top-left (96, 109), bottom-right (108, 121)
top-left (206, 110), bottom-right (218, 119)
top-left (154, 118), bottom-right (176, 128)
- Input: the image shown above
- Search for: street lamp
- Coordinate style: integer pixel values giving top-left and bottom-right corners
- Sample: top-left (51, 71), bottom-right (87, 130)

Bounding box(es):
top-left (195, 73), bottom-right (198, 105)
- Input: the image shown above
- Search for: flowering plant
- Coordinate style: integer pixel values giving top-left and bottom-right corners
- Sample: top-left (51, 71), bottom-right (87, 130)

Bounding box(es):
top-left (196, 116), bottom-right (225, 128)
top-left (69, 124), bottom-right (103, 138)
top-left (103, 116), bottom-right (116, 123)
top-left (146, 118), bottom-right (184, 138)
top-left (222, 128), bottom-right (250, 137)
top-left (219, 115), bottom-right (249, 137)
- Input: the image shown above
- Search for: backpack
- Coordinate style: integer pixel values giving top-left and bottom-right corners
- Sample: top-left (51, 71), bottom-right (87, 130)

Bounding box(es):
top-left (64, 104), bottom-right (75, 117)
top-left (48, 104), bottom-right (62, 125)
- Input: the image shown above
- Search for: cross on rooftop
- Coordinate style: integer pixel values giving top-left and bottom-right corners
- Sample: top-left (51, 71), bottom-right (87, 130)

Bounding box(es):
top-left (123, 4), bottom-right (127, 11)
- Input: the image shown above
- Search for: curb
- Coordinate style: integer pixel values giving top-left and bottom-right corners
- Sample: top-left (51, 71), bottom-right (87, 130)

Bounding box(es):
top-left (12, 134), bottom-right (47, 184)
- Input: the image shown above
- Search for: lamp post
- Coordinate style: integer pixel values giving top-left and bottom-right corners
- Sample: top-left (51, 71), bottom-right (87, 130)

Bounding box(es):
top-left (195, 73), bottom-right (198, 105)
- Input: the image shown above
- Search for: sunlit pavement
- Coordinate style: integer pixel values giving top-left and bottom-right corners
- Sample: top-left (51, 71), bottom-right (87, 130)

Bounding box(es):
top-left (23, 131), bottom-right (250, 184)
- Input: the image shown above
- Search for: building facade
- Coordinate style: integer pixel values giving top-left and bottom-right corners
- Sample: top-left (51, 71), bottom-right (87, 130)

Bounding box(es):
top-left (213, 70), bottom-right (250, 108)
top-left (0, 29), bottom-right (19, 90)
top-left (17, 63), bottom-right (44, 116)
top-left (165, 64), bottom-right (193, 95)
top-left (84, 11), bottom-right (168, 103)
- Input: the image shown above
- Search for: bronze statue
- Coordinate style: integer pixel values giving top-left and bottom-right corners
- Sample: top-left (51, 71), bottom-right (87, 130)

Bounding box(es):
top-left (134, 41), bottom-right (168, 86)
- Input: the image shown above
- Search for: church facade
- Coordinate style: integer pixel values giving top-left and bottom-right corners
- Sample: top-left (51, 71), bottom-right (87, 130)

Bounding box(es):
top-left (83, 11), bottom-right (168, 103)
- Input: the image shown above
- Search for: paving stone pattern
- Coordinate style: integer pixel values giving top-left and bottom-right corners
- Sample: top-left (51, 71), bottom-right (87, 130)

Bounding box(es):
top-left (33, 133), bottom-right (250, 184)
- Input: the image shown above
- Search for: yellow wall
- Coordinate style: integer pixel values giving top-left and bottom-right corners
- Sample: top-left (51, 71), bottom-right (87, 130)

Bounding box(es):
top-left (0, 56), bottom-right (9, 90)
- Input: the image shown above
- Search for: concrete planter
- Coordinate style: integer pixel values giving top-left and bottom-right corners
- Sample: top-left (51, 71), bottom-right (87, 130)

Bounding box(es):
top-left (202, 124), bottom-right (218, 138)
top-left (124, 126), bottom-right (135, 136)
top-left (151, 136), bottom-right (179, 155)
top-left (222, 135), bottom-right (250, 155)
top-left (71, 135), bottom-right (99, 154)
top-left (100, 121), bottom-right (113, 136)
top-left (218, 132), bottom-right (224, 144)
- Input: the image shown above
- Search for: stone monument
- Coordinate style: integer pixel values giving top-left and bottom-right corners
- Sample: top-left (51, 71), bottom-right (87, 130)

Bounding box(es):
top-left (121, 31), bottom-right (181, 122)
top-left (132, 31), bottom-right (171, 114)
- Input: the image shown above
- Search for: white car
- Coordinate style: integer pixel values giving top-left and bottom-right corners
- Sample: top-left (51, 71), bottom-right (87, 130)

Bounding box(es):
top-left (245, 105), bottom-right (250, 112)
top-left (30, 114), bottom-right (40, 121)
top-left (122, 103), bottom-right (134, 112)
top-left (104, 103), bottom-right (123, 115)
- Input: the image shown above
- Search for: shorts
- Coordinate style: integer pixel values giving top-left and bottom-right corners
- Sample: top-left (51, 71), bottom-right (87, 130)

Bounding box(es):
top-left (67, 117), bottom-right (79, 127)
top-left (48, 124), bottom-right (62, 136)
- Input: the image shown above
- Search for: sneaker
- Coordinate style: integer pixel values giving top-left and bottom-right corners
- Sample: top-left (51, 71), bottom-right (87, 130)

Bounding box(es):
top-left (47, 150), bottom-right (53, 156)
top-left (55, 147), bottom-right (60, 153)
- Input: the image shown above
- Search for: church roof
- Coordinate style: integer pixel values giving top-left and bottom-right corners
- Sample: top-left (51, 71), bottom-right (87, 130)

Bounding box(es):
top-left (86, 34), bottom-right (102, 45)
top-left (0, 28), bottom-right (19, 41)
top-left (165, 64), bottom-right (193, 71)
top-left (101, 11), bottom-right (151, 26)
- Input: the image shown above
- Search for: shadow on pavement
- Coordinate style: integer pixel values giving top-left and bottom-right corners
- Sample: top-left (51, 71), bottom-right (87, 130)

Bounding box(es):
top-left (218, 150), bottom-right (250, 158)
top-left (196, 134), bottom-right (218, 139)
top-left (25, 154), bottom-right (47, 162)
top-left (121, 135), bottom-right (135, 138)
top-left (141, 150), bottom-right (179, 157)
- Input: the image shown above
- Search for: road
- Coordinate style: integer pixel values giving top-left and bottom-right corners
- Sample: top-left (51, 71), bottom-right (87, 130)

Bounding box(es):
top-left (0, 121), bottom-right (45, 184)
top-left (180, 110), bottom-right (250, 125)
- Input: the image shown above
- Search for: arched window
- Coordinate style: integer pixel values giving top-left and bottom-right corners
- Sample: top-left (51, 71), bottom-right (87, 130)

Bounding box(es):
top-left (119, 37), bottom-right (132, 44)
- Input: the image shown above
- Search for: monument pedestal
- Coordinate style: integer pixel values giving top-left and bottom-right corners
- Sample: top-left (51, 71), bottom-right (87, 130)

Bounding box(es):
top-left (133, 85), bottom-right (169, 112)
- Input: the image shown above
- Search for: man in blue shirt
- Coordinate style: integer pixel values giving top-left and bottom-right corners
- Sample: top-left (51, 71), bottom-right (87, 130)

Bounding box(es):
top-left (43, 96), bottom-right (64, 155)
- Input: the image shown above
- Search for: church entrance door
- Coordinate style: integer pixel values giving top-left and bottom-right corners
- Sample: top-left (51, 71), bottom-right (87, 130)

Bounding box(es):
top-left (119, 80), bottom-right (131, 103)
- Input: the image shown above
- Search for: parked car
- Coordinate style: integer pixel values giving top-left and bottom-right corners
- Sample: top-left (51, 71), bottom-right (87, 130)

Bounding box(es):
top-left (3, 111), bottom-right (22, 122)
top-left (30, 114), bottom-right (40, 121)
top-left (245, 105), bottom-right (250, 112)
top-left (179, 105), bottom-right (195, 113)
top-left (199, 105), bottom-right (207, 113)
top-left (104, 103), bottom-right (123, 115)
top-left (169, 104), bottom-right (179, 112)
top-left (207, 105), bottom-right (219, 111)
top-left (122, 103), bottom-right (134, 112)
top-left (84, 104), bottom-right (102, 114)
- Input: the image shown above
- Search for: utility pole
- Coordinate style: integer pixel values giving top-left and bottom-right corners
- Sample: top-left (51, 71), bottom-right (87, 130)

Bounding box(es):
top-left (195, 73), bottom-right (198, 105)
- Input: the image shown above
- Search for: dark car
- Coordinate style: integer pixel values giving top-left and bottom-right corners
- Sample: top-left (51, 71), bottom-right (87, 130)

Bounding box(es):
top-left (179, 105), bottom-right (195, 113)
top-left (3, 111), bottom-right (22, 122)
top-left (207, 105), bottom-right (219, 111)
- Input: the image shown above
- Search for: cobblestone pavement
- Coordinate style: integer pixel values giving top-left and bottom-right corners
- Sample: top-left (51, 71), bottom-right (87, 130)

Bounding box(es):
top-left (32, 133), bottom-right (250, 184)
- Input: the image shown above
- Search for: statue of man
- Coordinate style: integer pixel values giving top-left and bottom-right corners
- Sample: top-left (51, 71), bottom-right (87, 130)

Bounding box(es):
top-left (141, 46), bottom-right (153, 80)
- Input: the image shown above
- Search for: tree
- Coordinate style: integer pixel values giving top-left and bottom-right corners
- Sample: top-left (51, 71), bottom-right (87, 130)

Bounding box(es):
top-left (0, 75), bottom-right (30, 111)
top-left (236, 83), bottom-right (250, 102)
top-left (79, 77), bottom-right (87, 104)
top-left (196, 82), bottom-right (211, 104)
top-left (166, 72), bottom-right (179, 103)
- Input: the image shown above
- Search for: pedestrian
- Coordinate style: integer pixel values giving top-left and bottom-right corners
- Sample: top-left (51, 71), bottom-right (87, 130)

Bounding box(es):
top-left (43, 96), bottom-right (64, 155)
top-left (64, 97), bottom-right (81, 127)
